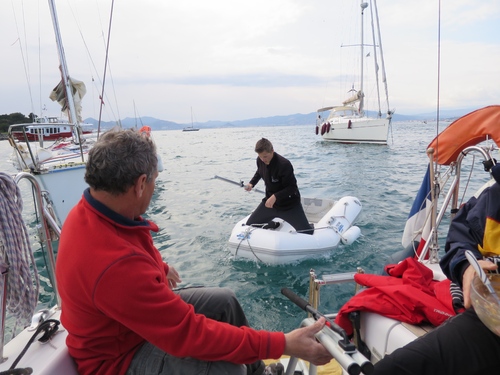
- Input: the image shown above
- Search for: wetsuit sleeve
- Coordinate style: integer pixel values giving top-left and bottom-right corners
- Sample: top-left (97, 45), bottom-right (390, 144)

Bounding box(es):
top-left (249, 170), bottom-right (261, 187)
top-left (249, 158), bottom-right (264, 187)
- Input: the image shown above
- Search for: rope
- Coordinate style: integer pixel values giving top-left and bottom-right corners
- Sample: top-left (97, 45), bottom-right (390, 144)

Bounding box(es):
top-left (0, 172), bottom-right (39, 328)
top-left (8, 319), bottom-right (60, 371)
top-left (235, 227), bottom-right (265, 263)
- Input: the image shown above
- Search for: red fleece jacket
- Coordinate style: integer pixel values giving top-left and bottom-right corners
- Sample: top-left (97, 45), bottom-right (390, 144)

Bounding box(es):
top-left (334, 258), bottom-right (456, 336)
top-left (56, 191), bottom-right (285, 375)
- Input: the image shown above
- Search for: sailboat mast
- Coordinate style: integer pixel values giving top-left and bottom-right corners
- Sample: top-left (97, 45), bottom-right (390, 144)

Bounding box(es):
top-left (359, 1), bottom-right (368, 115)
top-left (47, 0), bottom-right (80, 130)
top-left (372, 0), bottom-right (391, 118)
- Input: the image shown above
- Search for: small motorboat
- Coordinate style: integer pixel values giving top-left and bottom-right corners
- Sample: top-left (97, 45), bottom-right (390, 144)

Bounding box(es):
top-left (228, 196), bottom-right (362, 264)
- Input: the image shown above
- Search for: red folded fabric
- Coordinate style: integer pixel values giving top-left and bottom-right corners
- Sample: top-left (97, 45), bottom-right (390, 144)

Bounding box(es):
top-left (334, 258), bottom-right (456, 336)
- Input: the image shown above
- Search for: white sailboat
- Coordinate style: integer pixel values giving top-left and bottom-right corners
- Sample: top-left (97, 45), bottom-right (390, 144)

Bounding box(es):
top-left (316, 0), bottom-right (393, 145)
top-left (182, 107), bottom-right (200, 132)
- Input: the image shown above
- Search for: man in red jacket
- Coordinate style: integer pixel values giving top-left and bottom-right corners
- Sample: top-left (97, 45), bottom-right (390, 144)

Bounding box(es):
top-left (56, 128), bottom-right (332, 375)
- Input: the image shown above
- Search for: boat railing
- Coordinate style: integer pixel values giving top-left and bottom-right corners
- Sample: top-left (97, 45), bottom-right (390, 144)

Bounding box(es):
top-left (8, 124), bottom-right (88, 172)
top-left (417, 145), bottom-right (497, 263)
top-left (289, 317), bottom-right (372, 375)
top-left (281, 270), bottom-right (370, 375)
top-left (308, 268), bottom-right (365, 313)
top-left (0, 172), bottom-right (61, 361)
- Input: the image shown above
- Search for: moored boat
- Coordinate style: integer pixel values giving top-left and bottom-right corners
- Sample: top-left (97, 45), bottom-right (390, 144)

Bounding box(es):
top-left (182, 107), bottom-right (200, 131)
top-left (228, 196), bottom-right (362, 264)
top-left (10, 116), bottom-right (93, 142)
top-left (315, 0), bottom-right (393, 145)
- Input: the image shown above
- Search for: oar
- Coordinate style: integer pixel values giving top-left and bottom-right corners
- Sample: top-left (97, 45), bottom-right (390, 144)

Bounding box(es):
top-left (213, 175), bottom-right (265, 194)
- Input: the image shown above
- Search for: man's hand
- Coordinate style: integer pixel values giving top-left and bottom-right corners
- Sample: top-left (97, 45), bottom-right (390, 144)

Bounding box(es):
top-left (244, 184), bottom-right (253, 191)
top-left (167, 266), bottom-right (182, 289)
top-left (462, 259), bottom-right (498, 308)
top-left (265, 194), bottom-right (276, 208)
top-left (283, 317), bottom-right (333, 366)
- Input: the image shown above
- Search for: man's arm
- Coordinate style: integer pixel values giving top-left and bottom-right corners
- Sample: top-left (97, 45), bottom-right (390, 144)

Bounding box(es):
top-left (440, 194), bottom-right (483, 285)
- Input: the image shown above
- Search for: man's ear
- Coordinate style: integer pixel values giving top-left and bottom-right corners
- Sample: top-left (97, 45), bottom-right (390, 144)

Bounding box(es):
top-left (134, 174), bottom-right (148, 198)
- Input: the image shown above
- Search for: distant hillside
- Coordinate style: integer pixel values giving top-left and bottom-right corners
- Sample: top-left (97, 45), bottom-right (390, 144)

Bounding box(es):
top-left (84, 108), bottom-right (474, 132)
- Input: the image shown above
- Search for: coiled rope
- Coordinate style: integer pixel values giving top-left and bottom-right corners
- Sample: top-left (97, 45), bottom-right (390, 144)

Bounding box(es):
top-left (0, 172), bottom-right (39, 329)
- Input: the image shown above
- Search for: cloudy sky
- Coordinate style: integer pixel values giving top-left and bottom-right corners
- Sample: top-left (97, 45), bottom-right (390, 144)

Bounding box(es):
top-left (1, 0), bottom-right (499, 124)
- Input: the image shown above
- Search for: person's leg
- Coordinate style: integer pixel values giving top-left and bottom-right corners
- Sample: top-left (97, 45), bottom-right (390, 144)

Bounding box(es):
top-left (278, 204), bottom-right (313, 235)
top-left (126, 342), bottom-right (247, 375)
top-left (177, 286), bottom-right (265, 375)
top-left (372, 308), bottom-right (500, 375)
top-left (246, 201), bottom-right (277, 226)
top-left (126, 287), bottom-right (264, 375)
top-left (176, 286), bottom-right (249, 327)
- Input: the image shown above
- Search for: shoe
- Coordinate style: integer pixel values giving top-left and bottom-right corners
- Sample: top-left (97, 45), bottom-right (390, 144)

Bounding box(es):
top-left (247, 360), bottom-right (265, 375)
top-left (262, 221), bottom-right (280, 230)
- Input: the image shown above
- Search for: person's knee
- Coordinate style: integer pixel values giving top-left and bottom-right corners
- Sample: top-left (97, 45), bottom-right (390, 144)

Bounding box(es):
top-left (215, 287), bottom-right (237, 301)
top-left (210, 288), bottom-right (241, 312)
top-left (207, 361), bottom-right (246, 375)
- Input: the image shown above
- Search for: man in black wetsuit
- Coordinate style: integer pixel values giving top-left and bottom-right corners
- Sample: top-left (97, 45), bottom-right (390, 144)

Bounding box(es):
top-left (244, 138), bottom-right (313, 235)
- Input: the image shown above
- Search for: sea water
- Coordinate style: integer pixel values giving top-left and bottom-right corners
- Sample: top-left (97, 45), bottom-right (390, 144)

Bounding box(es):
top-left (0, 120), bottom-right (490, 334)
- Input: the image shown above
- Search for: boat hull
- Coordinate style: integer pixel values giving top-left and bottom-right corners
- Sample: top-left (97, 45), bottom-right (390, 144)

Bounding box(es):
top-left (11, 129), bottom-right (93, 142)
top-left (321, 117), bottom-right (390, 145)
top-left (228, 196), bottom-right (362, 264)
top-left (10, 121), bottom-right (93, 142)
top-left (33, 164), bottom-right (88, 225)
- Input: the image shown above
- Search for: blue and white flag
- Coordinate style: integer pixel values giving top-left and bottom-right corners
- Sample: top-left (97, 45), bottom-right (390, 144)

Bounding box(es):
top-left (402, 165), bottom-right (432, 251)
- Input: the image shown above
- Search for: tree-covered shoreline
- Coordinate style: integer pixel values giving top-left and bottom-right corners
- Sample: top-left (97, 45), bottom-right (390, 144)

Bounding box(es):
top-left (0, 113), bottom-right (35, 134)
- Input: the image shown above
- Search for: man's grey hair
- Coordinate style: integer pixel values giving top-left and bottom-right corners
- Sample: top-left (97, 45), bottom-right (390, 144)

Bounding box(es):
top-left (85, 128), bottom-right (158, 194)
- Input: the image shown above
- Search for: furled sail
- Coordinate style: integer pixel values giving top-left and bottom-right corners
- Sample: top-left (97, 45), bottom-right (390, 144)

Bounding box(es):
top-left (49, 78), bottom-right (87, 123)
top-left (342, 90), bottom-right (363, 106)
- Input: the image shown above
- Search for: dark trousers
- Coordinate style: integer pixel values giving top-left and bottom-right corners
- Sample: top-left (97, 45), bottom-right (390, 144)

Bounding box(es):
top-left (126, 287), bottom-right (263, 375)
top-left (246, 201), bottom-right (313, 235)
top-left (372, 308), bottom-right (500, 375)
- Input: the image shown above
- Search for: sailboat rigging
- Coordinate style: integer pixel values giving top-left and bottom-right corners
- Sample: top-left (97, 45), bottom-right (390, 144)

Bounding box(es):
top-left (7, 0), bottom-right (101, 225)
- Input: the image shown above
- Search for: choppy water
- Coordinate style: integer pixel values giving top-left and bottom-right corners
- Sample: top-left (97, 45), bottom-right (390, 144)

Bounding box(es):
top-left (0, 120), bottom-right (490, 335)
